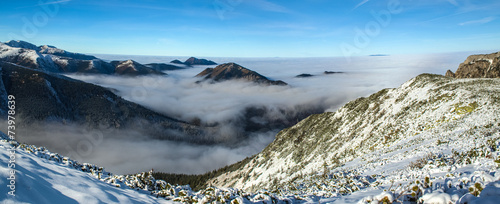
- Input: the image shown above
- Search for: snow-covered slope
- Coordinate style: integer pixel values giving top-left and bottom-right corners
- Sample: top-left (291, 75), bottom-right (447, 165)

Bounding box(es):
top-left (0, 136), bottom-right (169, 204)
top-left (0, 133), bottom-right (305, 203)
top-left (207, 74), bottom-right (500, 197)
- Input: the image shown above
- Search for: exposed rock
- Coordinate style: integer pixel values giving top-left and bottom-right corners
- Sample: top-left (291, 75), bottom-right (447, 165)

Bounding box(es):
top-left (445, 69), bottom-right (455, 78)
top-left (446, 51), bottom-right (500, 78)
top-left (195, 62), bottom-right (287, 86)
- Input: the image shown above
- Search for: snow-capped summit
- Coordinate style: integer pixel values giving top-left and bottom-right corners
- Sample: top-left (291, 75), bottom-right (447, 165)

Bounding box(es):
top-left (5, 40), bottom-right (98, 61)
top-left (0, 41), bottom-right (162, 75)
top-left (5, 40), bottom-right (39, 50)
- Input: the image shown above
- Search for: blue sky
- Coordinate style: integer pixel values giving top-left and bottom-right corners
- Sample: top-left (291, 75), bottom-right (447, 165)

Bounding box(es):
top-left (1, 0), bottom-right (499, 57)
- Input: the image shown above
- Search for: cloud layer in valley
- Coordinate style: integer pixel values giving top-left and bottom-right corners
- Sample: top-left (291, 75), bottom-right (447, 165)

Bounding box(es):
top-left (6, 53), bottom-right (473, 175)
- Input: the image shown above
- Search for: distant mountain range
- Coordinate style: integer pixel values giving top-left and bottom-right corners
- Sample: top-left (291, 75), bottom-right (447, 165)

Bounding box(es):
top-left (0, 40), bottom-right (166, 76)
top-left (5, 40), bottom-right (98, 60)
top-left (171, 57), bottom-right (217, 66)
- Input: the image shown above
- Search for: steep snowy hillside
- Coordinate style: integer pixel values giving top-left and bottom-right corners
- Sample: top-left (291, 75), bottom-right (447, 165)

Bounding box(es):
top-left (0, 136), bottom-right (169, 203)
top-left (208, 74), bottom-right (500, 197)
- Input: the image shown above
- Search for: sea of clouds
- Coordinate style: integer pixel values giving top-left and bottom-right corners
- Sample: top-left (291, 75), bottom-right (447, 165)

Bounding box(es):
top-left (13, 52), bottom-right (473, 175)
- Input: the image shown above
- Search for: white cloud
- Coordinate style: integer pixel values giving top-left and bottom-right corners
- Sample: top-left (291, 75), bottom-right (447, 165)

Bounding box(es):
top-left (459, 16), bottom-right (495, 26)
top-left (446, 0), bottom-right (459, 6)
top-left (248, 0), bottom-right (292, 13)
top-left (38, 0), bottom-right (72, 6)
top-left (353, 0), bottom-right (370, 10)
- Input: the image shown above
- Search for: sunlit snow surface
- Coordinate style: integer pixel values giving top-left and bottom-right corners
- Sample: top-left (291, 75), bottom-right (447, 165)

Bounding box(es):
top-left (0, 139), bottom-right (171, 204)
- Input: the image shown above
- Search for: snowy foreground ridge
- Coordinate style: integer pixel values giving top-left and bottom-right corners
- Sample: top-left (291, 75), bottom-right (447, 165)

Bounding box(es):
top-left (1, 74), bottom-right (500, 203)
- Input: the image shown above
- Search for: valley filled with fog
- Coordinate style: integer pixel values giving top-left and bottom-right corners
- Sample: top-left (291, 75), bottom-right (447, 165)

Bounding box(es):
top-left (20, 52), bottom-right (472, 175)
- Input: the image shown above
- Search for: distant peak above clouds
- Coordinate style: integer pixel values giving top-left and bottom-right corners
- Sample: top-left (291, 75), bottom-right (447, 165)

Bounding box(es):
top-left (195, 62), bottom-right (287, 86)
top-left (171, 57), bottom-right (217, 66)
top-left (0, 40), bottom-right (163, 76)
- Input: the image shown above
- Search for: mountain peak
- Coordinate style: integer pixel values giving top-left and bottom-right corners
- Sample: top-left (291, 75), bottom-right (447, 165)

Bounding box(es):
top-left (5, 40), bottom-right (39, 50)
top-left (195, 62), bottom-right (287, 85)
top-left (111, 59), bottom-right (165, 76)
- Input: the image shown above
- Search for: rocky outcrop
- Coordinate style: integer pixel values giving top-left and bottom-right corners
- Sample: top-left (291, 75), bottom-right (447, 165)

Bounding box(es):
top-left (195, 62), bottom-right (287, 85)
top-left (445, 69), bottom-right (455, 78)
top-left (445, 51), bottom-right (500, 78)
